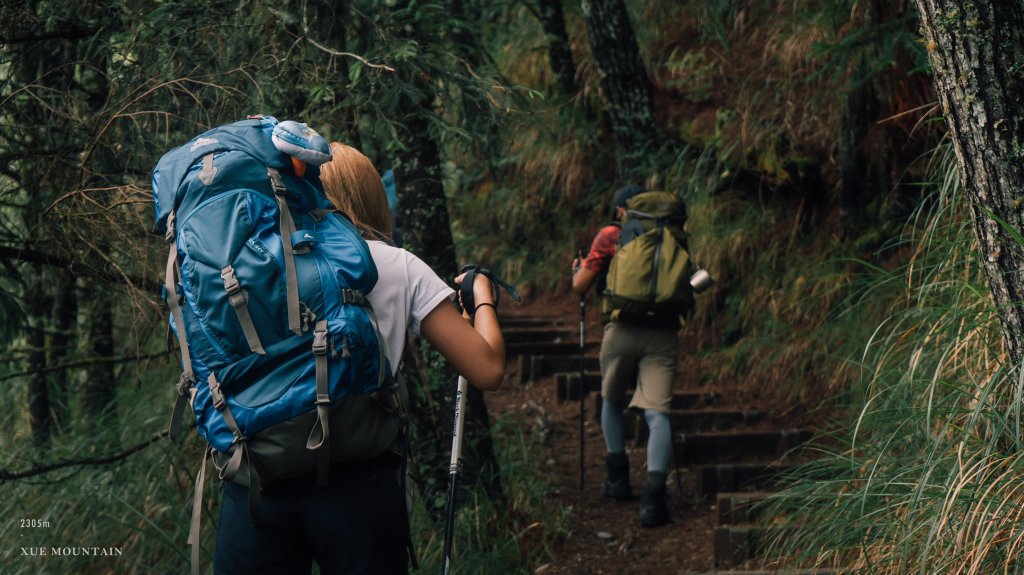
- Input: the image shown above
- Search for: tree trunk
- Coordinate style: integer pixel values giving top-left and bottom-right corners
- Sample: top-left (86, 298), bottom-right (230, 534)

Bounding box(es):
top-left (914, 0), bottom-right (1024, 364)
top-left (80, 276), bottom-right (116, 425)
top-left (837, 67), bottom-right (877, 234)
top-left (26, 272), bottom-right (52, 446)
top-left (579, 0), bottom-right (656, 157)
top-left (387, 0), bottom-right (510, 513)
top-left (48, 269), bottom-right (77, 434)
top-left (77, 3), bottom-right (120, 429)
top-left (537, 0), bottom-right (576, 98)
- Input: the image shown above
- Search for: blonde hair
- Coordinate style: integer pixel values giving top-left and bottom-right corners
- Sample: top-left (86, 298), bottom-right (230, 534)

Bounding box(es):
top-left (319, 142), bottom-right (394, 239)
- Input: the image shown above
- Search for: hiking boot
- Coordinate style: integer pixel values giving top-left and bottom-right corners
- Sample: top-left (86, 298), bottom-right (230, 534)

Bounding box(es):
top-left (601, 452), bottom-right (632, 501)
top-left (639, 482), bottom-right (670, 527)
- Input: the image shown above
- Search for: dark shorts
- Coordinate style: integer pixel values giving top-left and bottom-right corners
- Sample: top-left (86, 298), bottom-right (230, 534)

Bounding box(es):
top-left (214, 453), bottom-right (409, 575)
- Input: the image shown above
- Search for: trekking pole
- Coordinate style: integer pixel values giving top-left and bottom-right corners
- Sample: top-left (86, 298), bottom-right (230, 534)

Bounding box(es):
top-left (443, 264), bottom-right (521, 575)
top-left (578, 292), bottom-right (586, 492)
top-left (442, 374), bottom-right (468, 575)
top-left (581, 243), bottom-right (589, 491)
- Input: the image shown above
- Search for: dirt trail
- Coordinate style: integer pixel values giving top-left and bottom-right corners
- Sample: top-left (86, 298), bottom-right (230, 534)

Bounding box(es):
top-left (486, 295), bottom-right (823, 574)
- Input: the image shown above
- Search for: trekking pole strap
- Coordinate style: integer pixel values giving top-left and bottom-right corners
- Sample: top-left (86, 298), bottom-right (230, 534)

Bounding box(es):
top-left (455, 265), bottom-right (521, 315)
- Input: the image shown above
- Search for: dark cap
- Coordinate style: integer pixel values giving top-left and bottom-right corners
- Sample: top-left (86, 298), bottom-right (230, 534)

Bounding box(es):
top-left (613, 184), bottom-right (645, 208)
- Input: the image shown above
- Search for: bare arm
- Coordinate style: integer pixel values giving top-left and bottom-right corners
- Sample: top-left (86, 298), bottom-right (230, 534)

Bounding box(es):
top-left (420, 273), bottom-right (505, 391)
top-left (572, 262), bottom-right (598, 295)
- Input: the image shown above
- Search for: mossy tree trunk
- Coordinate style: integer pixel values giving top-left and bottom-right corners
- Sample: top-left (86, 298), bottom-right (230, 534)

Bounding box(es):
top-left (579, 0), bottom-right (656, 159)
top-left (915, 0), bottom-right (1024, 364)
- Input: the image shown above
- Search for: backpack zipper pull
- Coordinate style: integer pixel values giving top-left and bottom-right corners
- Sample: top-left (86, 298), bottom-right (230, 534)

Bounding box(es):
top-left (341, 335), bottom-right (351, 359)
top-left (300, 304), bottom-right (318, 333)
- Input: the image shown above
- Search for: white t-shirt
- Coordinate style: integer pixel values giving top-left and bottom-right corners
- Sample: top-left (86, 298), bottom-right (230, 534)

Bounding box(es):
top-left (366, 241), bottom-right (454, 375)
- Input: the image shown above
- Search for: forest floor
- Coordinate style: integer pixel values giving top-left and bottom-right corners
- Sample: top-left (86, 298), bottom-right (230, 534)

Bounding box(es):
top-left (486, 294), bottom-right (825, 574)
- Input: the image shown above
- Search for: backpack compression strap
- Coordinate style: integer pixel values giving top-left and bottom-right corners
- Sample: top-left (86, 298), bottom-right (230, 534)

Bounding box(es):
top-left (208, 373), bottom-right (263, 523)
top-left (164, 212), bottom-right (196, 441)
top-left (457, 265), bottom-right (521, 314)
top-left (220, 265), bottom-right (266, 355)
top-left (268, 167), bottom-right (302, 336)
top-left (305, 320), bottom-right (332, 486)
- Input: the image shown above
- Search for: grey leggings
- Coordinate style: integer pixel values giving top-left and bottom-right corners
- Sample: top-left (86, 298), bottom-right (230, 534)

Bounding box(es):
top-left (602, 399), bottom-right (672, 474)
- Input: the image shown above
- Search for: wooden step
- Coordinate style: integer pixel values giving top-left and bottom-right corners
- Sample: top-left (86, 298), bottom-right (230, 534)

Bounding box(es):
top-left (516, 354), bottom-right (599, 385)
top-left (695, 463), bottom-right (797, 497)
top-left (502, 327), bottom-right (576, 345)
top-left (700, 564), bottom-right (835, 568)
top-left (674, 430), bottom-right (812, 465)
top-left (498, 315), bottom-right (569, 329)
top-left (554, 371), bottom-right (601, 401)
top-left (625, 408), bottom-right (767, 440)
top-left (593, 390), bottom-right (718, 414)
top-left (714, 525), bottom-right (761, 571)
top-left (506, 339), bottom-right (597, 356)
top-left (714, 526), bottom-right (819, 570)
top-left (717, 492), bottom-right (773, 526)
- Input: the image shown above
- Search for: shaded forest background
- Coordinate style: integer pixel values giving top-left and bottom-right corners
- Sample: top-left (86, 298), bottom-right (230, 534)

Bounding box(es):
top-left (3, 0), bottom-right (1024, 573)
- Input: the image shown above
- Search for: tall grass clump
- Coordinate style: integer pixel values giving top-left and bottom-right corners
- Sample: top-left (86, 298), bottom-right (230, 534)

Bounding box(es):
top-left (409, 413), bottom-right (568, 573)
top-left (0, 346), bottom-right (209, 575)
top-left (758, 146), bottom-right (1024, 573)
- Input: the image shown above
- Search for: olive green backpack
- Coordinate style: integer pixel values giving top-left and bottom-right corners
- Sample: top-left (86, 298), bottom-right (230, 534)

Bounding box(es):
top-left (603, 191), bottom-right (695, 324)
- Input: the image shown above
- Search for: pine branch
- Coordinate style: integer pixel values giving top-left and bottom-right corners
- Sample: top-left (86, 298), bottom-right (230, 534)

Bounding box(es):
top-left (0, 25), bottom-right (97, 45)
top-left (0, 430), bottom-right (169, 483)
top-left (0, 244), bottom-right (161, 294)
top-left (0, 350), bottom-right (174, 383)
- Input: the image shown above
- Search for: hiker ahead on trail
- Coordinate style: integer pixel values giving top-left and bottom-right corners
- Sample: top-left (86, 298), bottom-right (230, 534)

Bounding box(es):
top-left (572, 184), bottom-right (695, 528)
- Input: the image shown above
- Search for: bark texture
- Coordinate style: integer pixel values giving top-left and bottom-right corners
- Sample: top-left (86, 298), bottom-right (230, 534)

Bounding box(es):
top-left (538, 0), bottom-right (576, 97)
top-left (579, 0), bottom-right (656, 153)
top-left (915, 0), bottom-right (1024, 363)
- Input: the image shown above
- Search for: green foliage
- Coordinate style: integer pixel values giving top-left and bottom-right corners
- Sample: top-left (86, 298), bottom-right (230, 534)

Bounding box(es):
top-left (410, 413), bottom-right (567, 573)
top-left (0, 364), bottom-right (564, 574)
top-left (756, 146), bottom-right (1024, 572)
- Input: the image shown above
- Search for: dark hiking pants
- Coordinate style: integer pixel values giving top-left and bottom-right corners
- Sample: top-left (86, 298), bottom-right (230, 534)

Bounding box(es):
top-left (214, 452), bottom-right (409, 575)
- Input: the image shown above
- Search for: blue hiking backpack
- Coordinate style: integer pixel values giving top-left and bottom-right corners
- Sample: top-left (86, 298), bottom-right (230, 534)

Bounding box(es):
top-left (152, 116), bottom-right (396, 543)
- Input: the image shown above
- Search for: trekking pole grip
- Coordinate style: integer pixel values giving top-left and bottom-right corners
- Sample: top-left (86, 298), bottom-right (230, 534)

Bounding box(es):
top-left (455, 264), bottom-right (521, 315)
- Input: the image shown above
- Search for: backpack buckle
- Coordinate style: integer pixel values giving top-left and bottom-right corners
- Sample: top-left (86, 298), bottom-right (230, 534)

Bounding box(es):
top-left (315, 393), bottom-right (331, 406)
top-left (220, 266), bottom-right (241, 296)
top-left (267, 168), bottom-right (287, 195)
top-left (209, 378), bottom-right (227, 411)
top-left (164, 212), bottom-right (176, 243)
top-left (176, 371), bottom-right (196, 397)
top-left (312, 326), bottom-right (328, 356)
top-left (341, 289), bottom-right (368, 306)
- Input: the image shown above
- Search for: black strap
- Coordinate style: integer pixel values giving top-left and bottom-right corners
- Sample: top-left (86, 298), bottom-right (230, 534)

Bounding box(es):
top-left (455, 265), bottom-right (521, 315)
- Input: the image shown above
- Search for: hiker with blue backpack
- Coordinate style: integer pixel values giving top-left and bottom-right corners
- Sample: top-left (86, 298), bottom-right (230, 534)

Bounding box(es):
top-left (572, 183), bottom-right (696, 528)
top-left (153, 117), bottom-right (506, 575)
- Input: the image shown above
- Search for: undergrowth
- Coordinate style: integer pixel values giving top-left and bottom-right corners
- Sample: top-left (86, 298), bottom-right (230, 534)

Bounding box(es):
top-left (0, 347), bottom-right (565, 575)
top-left (758, 146), bottom-right (1024, 573)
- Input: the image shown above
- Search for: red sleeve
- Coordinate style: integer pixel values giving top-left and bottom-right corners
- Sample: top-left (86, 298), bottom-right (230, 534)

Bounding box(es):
top-left (582, 225), bottom-right (620, 274)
